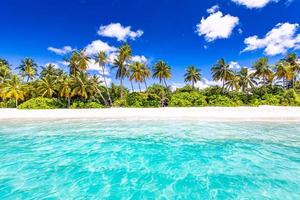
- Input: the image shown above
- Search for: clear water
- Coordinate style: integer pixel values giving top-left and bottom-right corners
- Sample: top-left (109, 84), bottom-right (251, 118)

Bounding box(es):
top-left (0, 120), bottom-right (300, 199)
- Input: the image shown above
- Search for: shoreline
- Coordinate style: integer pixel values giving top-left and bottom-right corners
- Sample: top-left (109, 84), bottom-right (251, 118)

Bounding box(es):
top-left (1, 106), bottom-right (300, 122)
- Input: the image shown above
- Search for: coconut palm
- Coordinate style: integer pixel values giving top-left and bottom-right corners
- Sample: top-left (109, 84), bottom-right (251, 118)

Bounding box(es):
top-left (0, 61), bottom-right (11, 83)
top-left (152, 60), bottom-right (171, 87)
top-left (94, 51), bottom-right (112, 105)
top-left (238, 67), bottom-right (256, 92)
top-left (40, 64), bottom-right (63, 78)
top-left (211, 59), bottom-right (234, 92)
top-left (89, 75), bottom-right (108, 105)
top-left (143, 64), bottom-right (151, 89)
top-left (283, 53), bottom-right (300, 88)
top-left (225, 74), bottom-right (240, 91)
top-left (58, 75), bottom-right (73, 107)
top-left (184, 65), bottom-right (201, 89)
top-left (252, 57), bottom-right (273, 86)
top-left (71, 72), bottom-right (91, 99)
top-left (130, 61), bottom-right (148, 92)
top-left (112, 44), bottom-right (132, 99)
top-left (77, 50), bottom-right (90, 71)
top-left (17, 58), bottom-right (38, 82)
top-left (37, 75), bottom-right (57, 98)
top-left (67, 51), bottom-right (80, 76)
top-left (275, 61), bottom-right (293, 88)
top-left (1, 75), bottom-right (25, 107)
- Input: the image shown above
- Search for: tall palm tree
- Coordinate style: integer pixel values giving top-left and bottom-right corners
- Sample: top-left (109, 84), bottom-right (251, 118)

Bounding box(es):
top-left (40, 64), bottom-right (63, 78)
top-left (89, 75), bottom-right (108, 105)
top-left (58, 75), bottom-right (73, 107)
top-left (1, 75), bottom-right (25, 107)
top-left (77, 50), bottom-right (90, 71)
top-left (67, 51), bottom-right (80, 76)
top-left (252, 57), bottom-right (273, 86)
top-left (18, 58), bottom-right (38, 82)
top-left (152, 60), bottom-right (171, 87)
top-left (211, 59), bottom-right (234, 92)
top-left (184, 65), bottom-right (201, 89)
top-left (225, 74), bottom-right (240, 91)
top-left (71, 71), bottom-right (91, 99)
top-left (143, 64), bottom-right (151, 90)
top-left (238, 67), bottom-right (256, 92)
top-left (283, 53), bottom-right (300, 88)
top-left (0, 61), bottom-right (11, 83)
top-left (130, 61), bottom-right (146, 92)
top-left (94, 51), bottom-right (112, 105)
top-left (112, 44), bottom-right (132, 99)
top-left (275, 61), bottom-right (293, 88)
top-left (37, 75), bottom-right (57, 98)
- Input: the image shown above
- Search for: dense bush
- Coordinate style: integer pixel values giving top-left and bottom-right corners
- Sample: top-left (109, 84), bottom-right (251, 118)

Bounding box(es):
top-left (0, 100), bottom-right (16, 108)
top-left (113, 99), bottom-right (128, 107)
top-left (207, 95), bottom-right (237, 106)
top-left (18, 97), bottom-right (59, 109)
top-left (126, 92), bottom-right (160, 107)
top-left (70, 101), bottom-right (103, 109)
top-left (169, 92), bottom-right (207, 107)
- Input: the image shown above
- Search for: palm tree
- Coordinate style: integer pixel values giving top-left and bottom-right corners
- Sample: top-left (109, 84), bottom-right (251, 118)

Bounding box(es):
top-left (112, 44), bottom-right (132, 99)
top-left (89, 75), bottom-right (108, 105)
top-left (283, 53), bottom-right (300, 88)
top-left (225, 74), bottom-right (240, 91)
top-left (40, 64), bottom-right (63, 78)
top-left (130, 61), bottom-right (147, 92)
top-left (275, 61), bottom-right (293, 88)
top-left (58, 75), bottom-right (73, 107)
top-left (238, 67), bottom-right (256, 92)
top-left (0, 61), bottom-right (11, 83)
top-left (143, 64), bottom-right (151, 89)
top-left (67, 51), bottom-right (80, 76)
top-left (1, 75), bottom-right (25, 107)
top-left (252, 57), bottom-right (273, 86)
top-left (71, 72), bottom-right (91, 99)
top-left (37, 75), bottom-right (57, 98)
top-left (152, 60), bottom-right (171, 87)
top-left (17, 58), bottom-right (38, 82)
top-left (211, 59), bottom-right (234, 92)
top-left (77, 50), bottom-right (90, 71)
top-left (94, 51), bottom-right (112, 105)
top-left (184, 65), bottom-right (201, 89)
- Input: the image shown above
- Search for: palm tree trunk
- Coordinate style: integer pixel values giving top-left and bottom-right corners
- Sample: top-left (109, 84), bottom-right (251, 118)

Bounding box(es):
top-left (101, 66), bottom-right (112, 106)
top-left (144, 80), bottom-right (148, 90)
top-left (192, 80), bottom-right (195, 89)
top-left (120, 78), bottom-right (123, 99)
top-left (163, 78), bottom-right (168, 88)
top-left (15, 99), bottom-right (18, 107)
top-left (130, 80), bottom-right (134, 92)
top-left (99, 91), bottom-right (108, 106)
top-left (67, 97), bottom-right (71, 108)
top-left (138, 83), bottom-right (141, 92)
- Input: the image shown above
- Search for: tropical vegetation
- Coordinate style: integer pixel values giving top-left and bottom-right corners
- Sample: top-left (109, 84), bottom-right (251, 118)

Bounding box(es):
top-left (0, 46), bottom-right (300, 109)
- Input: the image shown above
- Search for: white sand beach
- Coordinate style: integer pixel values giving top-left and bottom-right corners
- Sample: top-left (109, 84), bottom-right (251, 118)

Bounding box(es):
top-left (0, 106), bottom-right (300, 121)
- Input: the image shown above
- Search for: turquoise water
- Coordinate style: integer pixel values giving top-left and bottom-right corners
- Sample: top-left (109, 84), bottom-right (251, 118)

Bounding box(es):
top-left (0, 120), bottom-right (300, 199)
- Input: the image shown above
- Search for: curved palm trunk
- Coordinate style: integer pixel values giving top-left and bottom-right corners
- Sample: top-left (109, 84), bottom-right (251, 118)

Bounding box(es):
top-left (192, 80), bottom-right (195, 89)
top-left (120, 78), bottom-right (124, 99)
top-left (130, 80), bottom-right (134, 92)
top-left (144, 80), bottom-right (148, 90)
top-left (163, 78), bottom-right (168, 88)
top-left (101, 65), bottom-right (112, 106)
top-left (138, 83), bottom-right (141, 92)
top-left (99, 90), bottom-right (108, 106)
top-left (15, 99), bottom-right (18, 107)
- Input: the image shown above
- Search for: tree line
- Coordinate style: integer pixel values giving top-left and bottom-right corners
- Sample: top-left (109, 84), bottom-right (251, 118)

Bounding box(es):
top-left (0, 43), bottom-right (299, 108)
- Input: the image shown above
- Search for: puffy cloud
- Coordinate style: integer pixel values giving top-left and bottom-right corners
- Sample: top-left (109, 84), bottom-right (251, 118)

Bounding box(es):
top-left (207, 5), bottom-right (220, 14)
top-left (242, 22), bottom-right (300, 56)
top-left (194, 78), bottom-right (222, 89)
top-left (229, 61), bottom-right (242, 70)
top-left (84, 40), bottom-right (117, 56)
top-left (97, 23), bottom-right (143, 41)
top-left (87, 59), bottom-right (110, 75)
top-left (131, 55), bottom-right (148, 63)
top-left (196, 10), bottom-right (239, 42)
top-left (47, 46), bottom-right (74, 55)
top-left (232, 0), bottom-right (278, 9)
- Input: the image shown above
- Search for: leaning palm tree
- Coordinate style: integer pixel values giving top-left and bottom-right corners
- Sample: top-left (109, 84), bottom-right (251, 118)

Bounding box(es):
top-left (237, 67), bottom-right (256, 92)
top-left (211, 58), bottom-right (234, 92)
top-left (252, 57), bottom-right (273, 86)
top-left (1, 75), bottom-right (25, 107)
top-left (184, 65), bottom-right (201, 89)
top-left (152, 60), bottom-right (171, 87)
top-left (225, 74), bottom-right (240, 91)
top-left (58, 74), bottom-right (73, 107)
top-left (89, 75), bottom-right (108, 105)
top-left (112, 44), bottom-right (132, 99)
top-left (71, 71), bottom-right (91, 99)
top-left (0, 61), bottom-right (12, 83)
top-left (130, 61), bottom-right (146, 92)
top-left (77, 50), bottom-right (90, 71)
top-left (275, 61), bottom-right (293, 88)
top-left (37, 75), bottom-right (57, 98)
top-left (94, 51), bottom-right (112, 105)
top-left (17, 58), bottom-right (38, 82)
top-left (283, 53), bottom-right (300, 88)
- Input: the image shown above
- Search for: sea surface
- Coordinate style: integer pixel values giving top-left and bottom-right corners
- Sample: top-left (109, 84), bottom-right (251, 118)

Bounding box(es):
top-left (0, 119), bottom-right (300, 199)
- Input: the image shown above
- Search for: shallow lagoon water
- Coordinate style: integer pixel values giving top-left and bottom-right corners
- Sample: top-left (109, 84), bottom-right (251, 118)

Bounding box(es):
top-left (0, 119), bottom-right (300, 199)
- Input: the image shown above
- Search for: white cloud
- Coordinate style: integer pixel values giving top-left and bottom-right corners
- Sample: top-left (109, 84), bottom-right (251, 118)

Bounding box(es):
top-left (196, 11), bottom-right (239, 42)
top-left (207, 5), bottom-right (220, 14)
top-left (87, 59), bottom-right (110, 75)
top-left (44, 62), bottom-right (60, 69)
top-left (229, 61), bottom-right (242, 70)
top-left (97, 23), bottom-right (143, 41)
top-left (232, 0), bottom-right (278, 9)
top-left (195, 78), bottom-right (222, 89)
top-left (84, 40), bottom-right (117, 56)
top-left (47, 46), bottom-right (74, 55)
top-left (131, 55), bottom-right (148, 63)
top-left (242, 22), bottom-right (300, 56)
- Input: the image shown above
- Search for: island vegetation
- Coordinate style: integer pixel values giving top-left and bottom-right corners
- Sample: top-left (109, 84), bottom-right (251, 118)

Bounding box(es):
top-left (0, 44), bottom-right (300, 109)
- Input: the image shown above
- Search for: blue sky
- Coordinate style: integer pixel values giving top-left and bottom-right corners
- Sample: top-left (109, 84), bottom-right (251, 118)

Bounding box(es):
top-left (1, 0), bottom-right (300, 89)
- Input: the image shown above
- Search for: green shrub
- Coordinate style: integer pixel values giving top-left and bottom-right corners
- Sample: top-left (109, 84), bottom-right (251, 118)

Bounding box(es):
top-left (169, 92), bottom-right (207, 107)
top-left (280, 89), bottom-right (300, 106)
top-left (70, 101), bottom-right (103, 109)
top-left (261, 94), bottom-right (281, 105)
top-left (126, 92), bottom-right (160, 107)
top-left (18, 97), bottom-right (59, 109)
top-left (0, 100), bottom-right (16, 108)
top-left (207, 95), bottom-right (237, 106)
top-left (113, 99), bottom-right (128, 107)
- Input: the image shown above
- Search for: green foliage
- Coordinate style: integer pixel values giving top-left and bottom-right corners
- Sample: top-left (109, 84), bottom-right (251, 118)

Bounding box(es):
top-left (113, 99), bottom-right (128, 107)
top-left (18, 97), bottom-right (59, 109)
top-left (170, 92), bottom-right (207, 107)
top-left (0, 100), bottom-right (16, 108)
top-left (70, 101), bottom-right (104, 109)
top-left (126, 92), bottom-right (160, 107)
top-left (207, 95), bottom-right (237, 107)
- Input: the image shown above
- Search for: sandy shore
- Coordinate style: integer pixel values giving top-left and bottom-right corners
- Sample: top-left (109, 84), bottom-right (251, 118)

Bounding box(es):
top-left (0, 106), bottom-right (300, 121)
